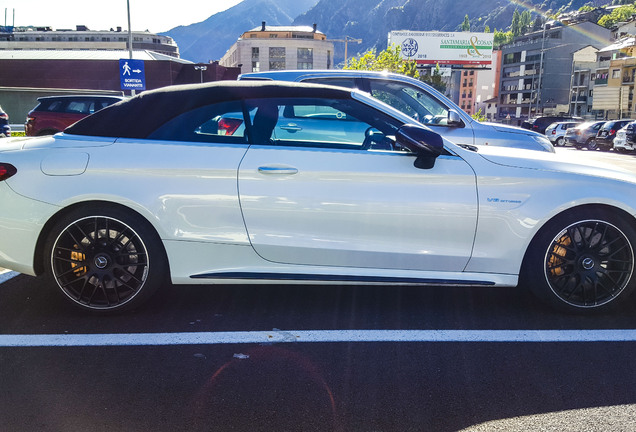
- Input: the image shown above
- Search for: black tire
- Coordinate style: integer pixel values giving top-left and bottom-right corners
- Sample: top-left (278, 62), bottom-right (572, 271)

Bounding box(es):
top-left (555, 137), bottom-right (564, 147)
top-left (521, 209), bottom-right (636, 313)
top-left (587, 139), bottom-right (598, 150)
top-left (44, 204), bottom-right (168, 313)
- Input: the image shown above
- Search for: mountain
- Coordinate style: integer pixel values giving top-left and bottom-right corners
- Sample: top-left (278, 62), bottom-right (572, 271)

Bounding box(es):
top-left (293, 0), bottom-right (599, 63)
top-left (161, 0), bottom-right (319, 63)
top-left (163, 0), bottom-right (599, 64)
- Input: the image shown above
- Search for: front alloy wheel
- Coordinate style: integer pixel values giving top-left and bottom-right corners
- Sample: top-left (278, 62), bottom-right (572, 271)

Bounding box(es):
top-left (544, 220), bottom-right (634, 308)
top-left (47, 207), bottom-right (166, 313)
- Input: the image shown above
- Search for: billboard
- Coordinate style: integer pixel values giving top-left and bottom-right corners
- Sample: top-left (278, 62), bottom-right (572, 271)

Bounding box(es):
top-left (388, 31), bottom-right (494, 67)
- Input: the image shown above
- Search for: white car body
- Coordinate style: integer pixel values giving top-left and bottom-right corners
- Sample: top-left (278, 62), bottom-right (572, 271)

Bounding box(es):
top-left (613, 126), bottom-right (636, 152)
top-left (1, 81), bottom-right (635, 313)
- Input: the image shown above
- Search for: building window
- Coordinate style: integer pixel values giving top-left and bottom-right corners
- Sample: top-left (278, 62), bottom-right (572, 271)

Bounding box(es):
top-left (269, 34), bottom-right (278, 38)
top-left (297, 48), bottom-right (313, 69)
top-left (251, 47), bottom-right (259, 59)
top-left (252, 61), bottom-right (260, 72)
top-left (269, 47), bottom-right (286, 70)
top-left (612, 69), bottom-right (621, 79)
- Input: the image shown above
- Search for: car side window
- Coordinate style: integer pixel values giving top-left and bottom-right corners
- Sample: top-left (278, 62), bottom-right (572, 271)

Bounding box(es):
top-left (367, 79), bottom-right (450, 126)
top-left (147, 100), bottom-right (248, 144)
top-left (245, 97), bottom-right (402, 151)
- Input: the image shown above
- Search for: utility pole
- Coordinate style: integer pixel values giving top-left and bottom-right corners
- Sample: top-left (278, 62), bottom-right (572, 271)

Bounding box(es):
top-left (127, 0), bottom-right (135, 96)
top-left (328, 36), bottom-right (362, 66)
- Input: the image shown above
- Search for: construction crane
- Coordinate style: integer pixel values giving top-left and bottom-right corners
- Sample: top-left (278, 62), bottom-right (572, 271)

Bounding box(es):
top-left (328, 36), bottom-right (362, 66)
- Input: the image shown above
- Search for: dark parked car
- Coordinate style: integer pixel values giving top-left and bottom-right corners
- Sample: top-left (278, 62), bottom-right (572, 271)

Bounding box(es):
top-left (25, 95), bottom-right (124, 136)
top-left (0, 105), bottom-right (10, 138)
top-left (594, 119), bottom-right (632, 151)
top-left (564, 121), bottom-right (605, 149)
top-left (522, 115), bottom-right (583, 134)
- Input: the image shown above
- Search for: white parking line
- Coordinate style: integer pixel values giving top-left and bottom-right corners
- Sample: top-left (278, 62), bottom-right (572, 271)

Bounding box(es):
top-left (0, 269), bottom-right (19, 284)
top-left (2, 329), bottom-right (636, 347)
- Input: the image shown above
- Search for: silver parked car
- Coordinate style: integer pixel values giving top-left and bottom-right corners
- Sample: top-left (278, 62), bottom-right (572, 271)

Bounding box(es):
top-left (240, 70), bottom-right (554, 153)
top-left (544, 121), bottom-right (582, 146)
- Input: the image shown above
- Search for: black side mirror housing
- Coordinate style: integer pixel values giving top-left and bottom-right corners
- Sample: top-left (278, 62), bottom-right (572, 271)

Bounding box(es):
top-left (395, 124), bottom-right (445, 169)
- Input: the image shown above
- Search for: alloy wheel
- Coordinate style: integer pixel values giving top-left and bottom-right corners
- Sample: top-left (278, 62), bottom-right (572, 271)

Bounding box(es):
top-left (51, 216), bottom-right (149, 310)
top-left (544, 220), bottom-right (634, 308)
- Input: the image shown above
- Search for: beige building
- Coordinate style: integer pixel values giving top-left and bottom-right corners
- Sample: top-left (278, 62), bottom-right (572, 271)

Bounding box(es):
top-left (220, 22), bottom-right (334, 74)
top-left (592, 37), bottom-right (636, 119)
top-left (0, 26), bottom-right (179, 57)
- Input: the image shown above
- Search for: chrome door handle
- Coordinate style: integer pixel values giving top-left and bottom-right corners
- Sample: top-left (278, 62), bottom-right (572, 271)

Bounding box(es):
top-left (279, 124), bottom-right (302, 132)
top-left (258, 166), bottom-right (299, 175)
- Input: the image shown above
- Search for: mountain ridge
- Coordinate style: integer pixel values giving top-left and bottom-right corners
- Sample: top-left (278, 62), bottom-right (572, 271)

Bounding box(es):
top-left (162, 0), bottom-right (600, 64)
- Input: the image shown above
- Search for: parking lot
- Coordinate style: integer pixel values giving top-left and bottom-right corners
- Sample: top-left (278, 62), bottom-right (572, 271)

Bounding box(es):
top-left (2, 147), bottom-right (636, 431)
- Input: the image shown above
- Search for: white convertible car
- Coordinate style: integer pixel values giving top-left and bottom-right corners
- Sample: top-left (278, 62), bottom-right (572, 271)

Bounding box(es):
top-left (0, 81), bottom-right (635, 314)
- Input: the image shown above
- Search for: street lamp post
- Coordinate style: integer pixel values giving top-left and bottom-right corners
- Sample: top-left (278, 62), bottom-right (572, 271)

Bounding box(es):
top-left (194, 65), bottom-right (208, 83)
top-left (126, 0), bottom-right (135, 96)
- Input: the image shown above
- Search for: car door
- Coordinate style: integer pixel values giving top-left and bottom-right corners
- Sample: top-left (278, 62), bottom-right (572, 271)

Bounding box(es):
top-left (238, 96), bottom-right (478, 272)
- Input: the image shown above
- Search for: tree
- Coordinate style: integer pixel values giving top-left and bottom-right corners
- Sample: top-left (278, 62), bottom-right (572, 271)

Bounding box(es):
top-left (345, 45), bottom-right (419, 78)
top-left (471, 108), bottom-right (486, 122)
top-left (462, 15), bottom-right (471, 31)
top-left (598, 4), bottom-right (636, 28)
top-left (421, 63), bottom-right (447, 94)
top-left (494, 28), bottom-right (513, 47)
top-left (484, 25), bottom-right (490, 33)
top-left (520, 10), bottom-right (532, 35)
top-left (511, 9), bottom-right (521, 37)
top-left (531, 15), bottom-right (544, 32)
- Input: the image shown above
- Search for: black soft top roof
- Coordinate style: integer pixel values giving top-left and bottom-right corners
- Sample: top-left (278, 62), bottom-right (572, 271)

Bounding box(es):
top-left (65, 80), bottom-right (352, 139)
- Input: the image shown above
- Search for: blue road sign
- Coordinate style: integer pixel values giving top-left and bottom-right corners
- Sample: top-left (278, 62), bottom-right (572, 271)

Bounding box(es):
top-left (119, 59), bottom-right (146, 91)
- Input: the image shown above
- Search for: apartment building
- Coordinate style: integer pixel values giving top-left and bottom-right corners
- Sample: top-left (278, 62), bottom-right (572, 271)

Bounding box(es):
top-left (592, 37), bottom-right (636, 119)
top-left (219, 22), bottom-right (334, 75)
top-left (569, 46), bottom-right (598, 117)
top-left (498, 21), bottom-right (611, 121)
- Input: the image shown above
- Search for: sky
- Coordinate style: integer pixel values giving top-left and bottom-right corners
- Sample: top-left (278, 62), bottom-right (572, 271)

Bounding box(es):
top-left (1, 0), bottom-right (244, 33)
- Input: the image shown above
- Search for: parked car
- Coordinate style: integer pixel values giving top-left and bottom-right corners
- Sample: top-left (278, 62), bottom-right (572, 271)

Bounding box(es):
top-left (2, 81), bottom-right (636, 315)
top-left (0, 105), bottom-right (11, 138)
top-left (564, 121), bottom-right (605, 149)
top-left (594, 119), bottom-right (633, 151)
top-left (240, 70), bottom-right (554, 152)
top-left (544, 121), bottom-right (581, 146)
top-left (522, 115), bottom-right (583, 134)
top-left (25, 95), bottom-right (124, 136)
top-left (612, 121), bottom-right (636, 152)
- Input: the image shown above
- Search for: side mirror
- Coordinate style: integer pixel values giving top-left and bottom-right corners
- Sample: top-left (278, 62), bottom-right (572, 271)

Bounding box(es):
top-left (396, 124), bottom-right (445, 169)
top-left (448, 110), bottom-right (465, 127)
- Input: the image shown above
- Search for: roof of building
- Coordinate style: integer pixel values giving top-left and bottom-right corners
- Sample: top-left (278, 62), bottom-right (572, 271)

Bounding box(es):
top-left (247, 25), bottom-right (324, 34)
top-left (598, 36), bottom-right (636, 53)
top-left (0, 49), bottom-right (191, 63)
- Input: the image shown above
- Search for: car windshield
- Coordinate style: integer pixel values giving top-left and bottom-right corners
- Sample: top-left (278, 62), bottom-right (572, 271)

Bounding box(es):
top-left (368, 80), bottom-right (449, 125)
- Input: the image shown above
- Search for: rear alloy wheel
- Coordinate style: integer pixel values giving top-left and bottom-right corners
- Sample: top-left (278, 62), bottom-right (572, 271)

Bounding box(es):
top-left (555, 137), bottom-right (564, 147)
top-left (587, 139), bottom-right (598, 150)
top-left (46, 207), bottom-right (167, 313)
top-left (523, 211), bottom-right (636, 312)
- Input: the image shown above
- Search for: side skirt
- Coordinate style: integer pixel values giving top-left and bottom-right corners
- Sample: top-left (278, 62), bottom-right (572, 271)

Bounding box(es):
top-left (190, 272), bottom-right (496, 286)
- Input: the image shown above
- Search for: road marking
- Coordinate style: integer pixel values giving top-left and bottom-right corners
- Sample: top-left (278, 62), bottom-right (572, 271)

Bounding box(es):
top-left (0, 270), bottom-right (19, 284)
top-left (3, 329), bottom-right (636, 347)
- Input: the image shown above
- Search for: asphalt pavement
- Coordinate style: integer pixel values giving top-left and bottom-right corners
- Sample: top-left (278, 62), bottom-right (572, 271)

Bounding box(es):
top-left (2, 147), bottom-right (636, 431)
